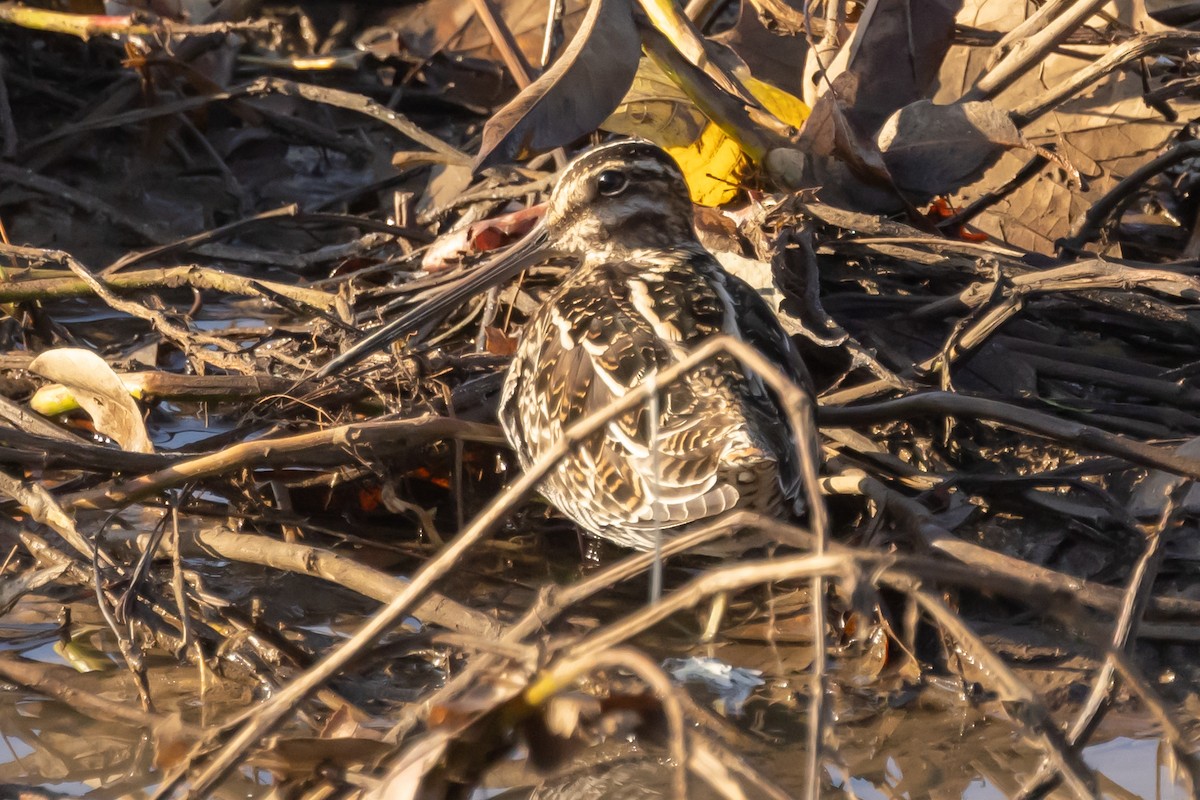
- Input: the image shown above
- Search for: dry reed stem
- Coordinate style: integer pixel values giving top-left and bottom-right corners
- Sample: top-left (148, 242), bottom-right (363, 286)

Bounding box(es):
top-left (157, 524), bottom-right (500, 637)
top-left (968, 0), bottom-right (1110, 101)
top-left (68, 417), bottom-right (507, 510)
top-left (820, 393), bottom-right (1200, 479)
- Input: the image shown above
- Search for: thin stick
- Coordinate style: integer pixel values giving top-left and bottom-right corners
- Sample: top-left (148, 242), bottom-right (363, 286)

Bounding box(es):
top-left (825, 258), bottom-right (1200, 406)
top-left (897, 585), bottom-right (1099, 799)
top-left (1012, 31), bottom-right (1200, 125)
top-left (0, 244), bottom-right (253, 374)
top-left (911, 259), bottom-right (1200, 321)
top-left (1014, 498), bottom-right (1173, 799)
top-left (243, 77), bottom-right (467, 163)
top-left (0, 261), bottom-right (337, 310)
top-left (542, 544), bottom-right (1097, 798)
top-left (820, 392), bottom-right (1200, 480)
top-left (965, 0), bottom-right (1110, 101)
top-left (468, 0), bottom-right (536, 87)
top-left (384, 510), bottom-right (812, 744)
top-left (1058, 141), bottom-right (1200, 255)
top-left (0, 652), bottom-right (201, 734)
top-left (831, 464), bottom-right (1200, 622)
top-left (103, 204), bottom-right (300, 274)
top-left (159, 524), bottom-right (499, 637)
top-left (984, 0), bottom-right (1078, 68)
top-left (67, 417), bottom-right (506, 510)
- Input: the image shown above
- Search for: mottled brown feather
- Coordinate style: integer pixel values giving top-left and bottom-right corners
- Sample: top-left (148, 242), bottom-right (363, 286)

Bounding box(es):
top-left (497, 141), bottom-right (811, 552)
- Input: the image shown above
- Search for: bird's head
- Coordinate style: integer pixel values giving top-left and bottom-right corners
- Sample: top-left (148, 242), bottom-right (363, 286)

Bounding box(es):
top-left (542, 140), bottom-right (697, 255)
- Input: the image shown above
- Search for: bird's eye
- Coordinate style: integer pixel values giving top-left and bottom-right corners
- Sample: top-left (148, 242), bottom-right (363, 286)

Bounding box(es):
top-left (596, 170), bottom-right (628, 196)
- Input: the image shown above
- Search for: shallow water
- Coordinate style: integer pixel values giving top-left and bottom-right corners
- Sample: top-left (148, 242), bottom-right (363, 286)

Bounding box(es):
top-left (2, 530), bottom-right (1194, 800)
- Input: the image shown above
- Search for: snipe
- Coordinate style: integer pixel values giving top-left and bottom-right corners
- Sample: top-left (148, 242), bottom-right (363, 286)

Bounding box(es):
top-left (318, 140), bottom-right (812, 552)
top-left (497, 141), bottom-right (811, 551)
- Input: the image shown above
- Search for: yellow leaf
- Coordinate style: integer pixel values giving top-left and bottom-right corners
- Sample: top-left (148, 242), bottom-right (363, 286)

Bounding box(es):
top-left (603, 57), bottom-right (809, 206)
top-left (744, 75), bottom-right (811, 128)
top-left (667, 125), bottom-right (747, 206)
top-left (31, 374), bottom-right (148, 416)
top-left (604, 58), bottom-right (742, 205)
top-left (54, 637), bottom-right (113, 673)
top-left (602, 57), bottom-right (706, 145)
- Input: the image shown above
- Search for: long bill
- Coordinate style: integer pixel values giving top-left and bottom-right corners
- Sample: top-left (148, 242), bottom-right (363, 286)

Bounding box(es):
top-left (310, 224), bottom-right (554, 380)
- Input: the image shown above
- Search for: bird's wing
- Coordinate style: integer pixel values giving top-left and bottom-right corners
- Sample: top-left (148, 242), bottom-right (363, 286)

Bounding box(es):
top-left (702, 258), bottom-right (813, 509)
top-left (501, 258), bottom-right (752, 536)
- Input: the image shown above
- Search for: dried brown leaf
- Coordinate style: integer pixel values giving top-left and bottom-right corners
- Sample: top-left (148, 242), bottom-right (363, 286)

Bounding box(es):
top-left (421, 204), bottom-right (544, 272)
top-left (771, 74), bottom-right (904, 210)
top-left (822, 0), bottom-right (963, 134)
top-left (28, 348), bottom-right (154, 454)
top-left (938, 1), bottom-right (1200, 253)
top-left (711, 0), bottom-right (808, 97)
top-left (373, 0), bottom-right (586, 65)
top-left (474, 0), bottom-right (640, 170)
top-left (152, 713), bottom-right (192, 771)
top-left (877, 100), bottom-right (1027, 198)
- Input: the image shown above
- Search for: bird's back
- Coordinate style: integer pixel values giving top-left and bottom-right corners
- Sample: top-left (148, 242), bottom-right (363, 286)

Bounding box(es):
top-left (499, 247), bottom-right (808, 551)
